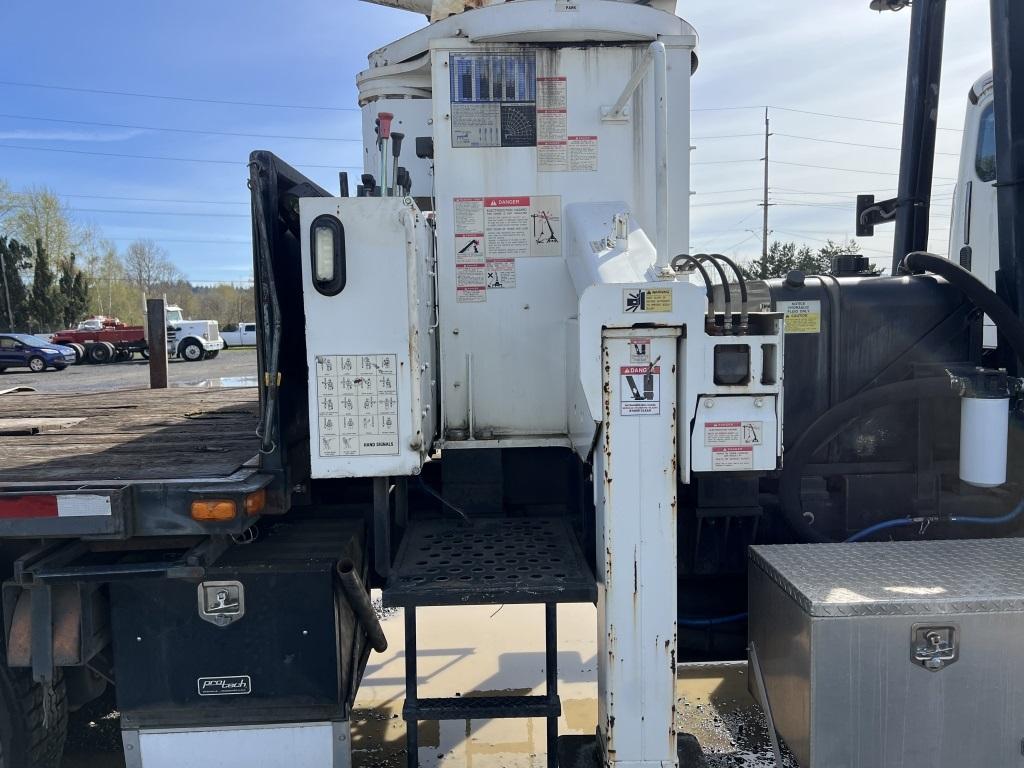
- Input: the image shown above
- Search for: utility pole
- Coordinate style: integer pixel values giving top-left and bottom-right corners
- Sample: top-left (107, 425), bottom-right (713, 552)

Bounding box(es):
top-left (760, 107), bottom-right (772, 278)
top-left (0, 244), bottom-right (13, 332)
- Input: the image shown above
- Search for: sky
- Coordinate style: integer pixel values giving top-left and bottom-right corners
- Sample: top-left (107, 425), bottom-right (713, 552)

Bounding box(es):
top-left (0, 0), bottom-right (992, 282)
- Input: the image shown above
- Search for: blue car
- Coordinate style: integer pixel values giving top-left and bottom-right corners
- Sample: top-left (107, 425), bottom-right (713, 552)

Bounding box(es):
top-left (0, 333), bottom-right (77, 373)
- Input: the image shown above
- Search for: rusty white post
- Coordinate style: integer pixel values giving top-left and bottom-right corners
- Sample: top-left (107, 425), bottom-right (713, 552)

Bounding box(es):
top-left (596, 327), bottom-right (680, 768)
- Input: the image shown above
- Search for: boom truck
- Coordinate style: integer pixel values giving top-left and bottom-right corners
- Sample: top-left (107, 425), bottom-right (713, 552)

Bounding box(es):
top-left (0, 0), bottom-right (1022, 766)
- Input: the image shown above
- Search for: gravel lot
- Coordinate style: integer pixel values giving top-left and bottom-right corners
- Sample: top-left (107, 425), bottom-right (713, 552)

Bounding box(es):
top-left (1, 347), bottom-right (257, 394)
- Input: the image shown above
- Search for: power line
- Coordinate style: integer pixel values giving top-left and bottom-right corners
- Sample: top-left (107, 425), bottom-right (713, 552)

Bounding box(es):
top-left (105, 237), bottom-right (251, 245)
top-left (0, 112), bottom-right (362, 143)
top-left (775, 132), bottom-right (961, 156)
top-left (769, 105), bottom-right (963, 133)
top-left (7, 202), bottom-right (249, 218)
top-left (61, 193), bottom-right (247, 206)
top-left (0, 142), bottom-right (359, 171)
top-left (692, 133), bottom-right (763, 141)
top-left (0, 80), bottom-right (359, 112)
top-left (772, 159), bottom-right (957, 180)
top-left (691, 199), bottom-right (762, 208)
top-left (692, 159), bottom-right (759, 166)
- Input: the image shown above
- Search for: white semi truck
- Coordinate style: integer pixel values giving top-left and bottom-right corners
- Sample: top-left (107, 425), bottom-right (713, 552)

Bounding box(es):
top-left (949, 71), bottom-right (999, 346)
top-left (0, 1), bottom-right (1022, 768)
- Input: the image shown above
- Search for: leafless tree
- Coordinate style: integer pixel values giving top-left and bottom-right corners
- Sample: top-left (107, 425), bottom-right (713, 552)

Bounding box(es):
top-left (123, 239), bottom-right (182, 292)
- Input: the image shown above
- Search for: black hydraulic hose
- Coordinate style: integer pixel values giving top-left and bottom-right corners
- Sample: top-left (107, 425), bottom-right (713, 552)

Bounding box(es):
top-left (671, 254), bottom-right (715, 325)
top-left (778, 377), bottom-right (958, 543)
top-left (336, 559), bottom-right (388, 653)
top-left (708, 252), bottom-right (749, 332)
top-left (902, 250), bottom-right (1024, 366)
top-left (249, 160), bottom-right (283, 454)
top-left (694, 253), bottom-right (733, 333)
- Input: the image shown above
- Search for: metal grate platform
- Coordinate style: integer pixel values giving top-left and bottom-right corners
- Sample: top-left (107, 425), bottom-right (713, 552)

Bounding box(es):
top-left (384, 517), bottom-right (596, 607)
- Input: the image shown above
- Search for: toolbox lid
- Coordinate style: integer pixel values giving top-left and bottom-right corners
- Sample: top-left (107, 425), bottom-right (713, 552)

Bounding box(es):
top-left (750, 539), bottom-right (1024, 617)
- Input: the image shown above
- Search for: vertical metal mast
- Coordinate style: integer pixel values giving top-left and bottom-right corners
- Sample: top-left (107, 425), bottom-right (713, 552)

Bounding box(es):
top-left (990, 0), bottom-right (1024, 371)
top-left (891, 0), bottom-right (946, 273)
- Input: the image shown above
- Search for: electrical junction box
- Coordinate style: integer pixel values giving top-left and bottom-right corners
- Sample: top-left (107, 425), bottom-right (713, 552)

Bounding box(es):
top-left (692, 395), bottom-right (779, 473)
top-left (300, 197), bottom-right (436, 478)
top-left (749, 539), bottom-right (1024, 768)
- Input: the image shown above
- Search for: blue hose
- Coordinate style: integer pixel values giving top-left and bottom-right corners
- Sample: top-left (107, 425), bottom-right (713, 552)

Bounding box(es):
top-left (677, 612), bottom-right (748, 628)
top-left (678, 498), bottom-right (1024, 628)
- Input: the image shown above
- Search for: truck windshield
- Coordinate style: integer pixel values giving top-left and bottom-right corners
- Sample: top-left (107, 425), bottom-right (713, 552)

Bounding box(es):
top-left (977, 102), bottom-right (996, 182)
top-left (166, 310), bottom-right (183, 324)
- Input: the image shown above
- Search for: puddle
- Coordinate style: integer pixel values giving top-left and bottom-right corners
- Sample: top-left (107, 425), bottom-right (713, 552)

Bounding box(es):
top-left (172, 375), bottom-right (258, 389)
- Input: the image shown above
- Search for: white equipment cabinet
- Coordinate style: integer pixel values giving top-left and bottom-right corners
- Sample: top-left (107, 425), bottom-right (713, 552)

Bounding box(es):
top-left (301, 197), bottom-right (437, 478)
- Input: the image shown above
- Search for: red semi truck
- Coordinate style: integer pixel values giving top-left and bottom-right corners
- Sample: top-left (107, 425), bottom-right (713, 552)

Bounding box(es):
top-left (50, 316), bottom-right (148, 364)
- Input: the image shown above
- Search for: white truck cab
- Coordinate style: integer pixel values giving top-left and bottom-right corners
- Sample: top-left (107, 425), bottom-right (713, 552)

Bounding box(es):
top-left (950, 71), bottom-right (999, 346)
top-left (165, 304), bottom-right (224, 361)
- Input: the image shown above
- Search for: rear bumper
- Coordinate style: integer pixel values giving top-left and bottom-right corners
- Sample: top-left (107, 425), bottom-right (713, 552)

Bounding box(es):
top-left (0, 469), bottom-right (283, 540)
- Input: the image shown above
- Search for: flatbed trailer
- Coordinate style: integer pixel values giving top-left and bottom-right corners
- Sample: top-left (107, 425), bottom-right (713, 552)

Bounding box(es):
top-left (0, 387), bottom-right (276, 539)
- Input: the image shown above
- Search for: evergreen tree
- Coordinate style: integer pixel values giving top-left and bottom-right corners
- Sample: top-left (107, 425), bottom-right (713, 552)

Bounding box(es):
top-left (58, 254), bottom-right (90, 328)
top-left (26, 239), bottom-right (62, 332)
top-left (0, 237), bottom-right (30, 331)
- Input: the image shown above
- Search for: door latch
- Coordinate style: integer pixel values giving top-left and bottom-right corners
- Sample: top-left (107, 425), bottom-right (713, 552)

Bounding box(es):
top-left (911, 624), bottom-right (959, 671)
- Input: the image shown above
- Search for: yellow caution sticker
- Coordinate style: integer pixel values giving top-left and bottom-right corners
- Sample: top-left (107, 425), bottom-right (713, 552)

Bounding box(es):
top-left (777, 299), bottom-right (821, 334)
top-left (623, 287), bottom-right (673, 314)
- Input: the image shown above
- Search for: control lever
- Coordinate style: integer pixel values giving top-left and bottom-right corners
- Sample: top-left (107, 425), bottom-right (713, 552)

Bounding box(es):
top-left (390, 132), bottom-right (405, 196)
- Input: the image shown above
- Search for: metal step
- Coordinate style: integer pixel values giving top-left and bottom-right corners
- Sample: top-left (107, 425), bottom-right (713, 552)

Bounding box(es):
top-left (404, 694), bottom-right (560, 721)
top-left (384, 517), bottom-right (596, 607)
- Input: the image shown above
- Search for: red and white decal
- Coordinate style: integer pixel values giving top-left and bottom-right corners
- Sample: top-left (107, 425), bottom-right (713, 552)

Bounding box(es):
top-left (0, 494), bottom-right (112, 519)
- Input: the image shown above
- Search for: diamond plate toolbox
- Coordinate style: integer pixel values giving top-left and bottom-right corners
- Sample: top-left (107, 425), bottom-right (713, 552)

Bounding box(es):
top-left (748, 539), bottom-right (1024, 768)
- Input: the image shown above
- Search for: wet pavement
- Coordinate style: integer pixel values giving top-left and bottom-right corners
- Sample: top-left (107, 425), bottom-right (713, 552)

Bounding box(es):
top-left (61, 603), bottom-right (789, 767)
top-left (0, 348), bottom-right (257, 394)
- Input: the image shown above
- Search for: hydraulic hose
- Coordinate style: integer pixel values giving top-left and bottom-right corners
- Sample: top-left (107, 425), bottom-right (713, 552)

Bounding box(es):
top-left (902, 250), bottom-right (1024, 365)
top-left (671, 254), bottom-right (716, 325)
top-left (694, 253), bottom-right (733, 333)
top-left (709, 252), bottom-right (750, 333)
top-left (778, 377), bottom-right (958, 543)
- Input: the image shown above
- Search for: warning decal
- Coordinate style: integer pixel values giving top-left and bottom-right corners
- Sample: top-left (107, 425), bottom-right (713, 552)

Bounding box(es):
top-left (454, 196), bottom-right (560, 302)
top-left (704, 421), bottom-right (763, 447)
top-left (777, 299), bottom-right (821, 334)
top-left (623, 287), bottom-right (673, 314)
top-left (629, 337), bottom-right (651, 364)
top-left (315, 354), bottom-right (399, 458)
top-left (620, 365), bottom-right (660, 416)
top-left (450, 53), bottom-right (537, 148)
top-left (711, 446), bottom-right (754, 471)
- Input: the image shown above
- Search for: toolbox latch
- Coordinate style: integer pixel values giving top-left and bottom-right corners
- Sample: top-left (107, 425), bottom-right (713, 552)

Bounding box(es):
top-left (911, 624), bottom-right (959, 671)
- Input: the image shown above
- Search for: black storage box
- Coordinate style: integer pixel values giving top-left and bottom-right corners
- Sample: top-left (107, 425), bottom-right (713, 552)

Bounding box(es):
top-left (109, 518), bottom-right (367, 728)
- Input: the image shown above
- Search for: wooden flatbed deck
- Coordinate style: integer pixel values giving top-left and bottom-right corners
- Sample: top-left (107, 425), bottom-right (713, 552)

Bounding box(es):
top-left (0, 387), bottom-right (261, 484)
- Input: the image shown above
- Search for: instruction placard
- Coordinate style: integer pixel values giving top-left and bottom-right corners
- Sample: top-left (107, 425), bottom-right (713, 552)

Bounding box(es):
top-left (450, 52), bottom-right (537, 148)
top-left (623, 287), bottom-right (673, 314)
top-left (711, 446), bottom-right (754, 471)
top-left (704, 421), bottom-right (763, 447)
top-left (620, 365), bottom-right (661, 416)
top-left (777, 299), bottom-right (821, 334)
top-left (315, 354), bottom-right (399, 457)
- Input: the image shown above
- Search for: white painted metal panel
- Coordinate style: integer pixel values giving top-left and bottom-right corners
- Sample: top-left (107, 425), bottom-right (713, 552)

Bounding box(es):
top-left (431, 38), bottom-right (693, 438)
top-left (596, 328), bottom-right (679, 768)
top-left (301, 197), bottom-right (436, 478)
